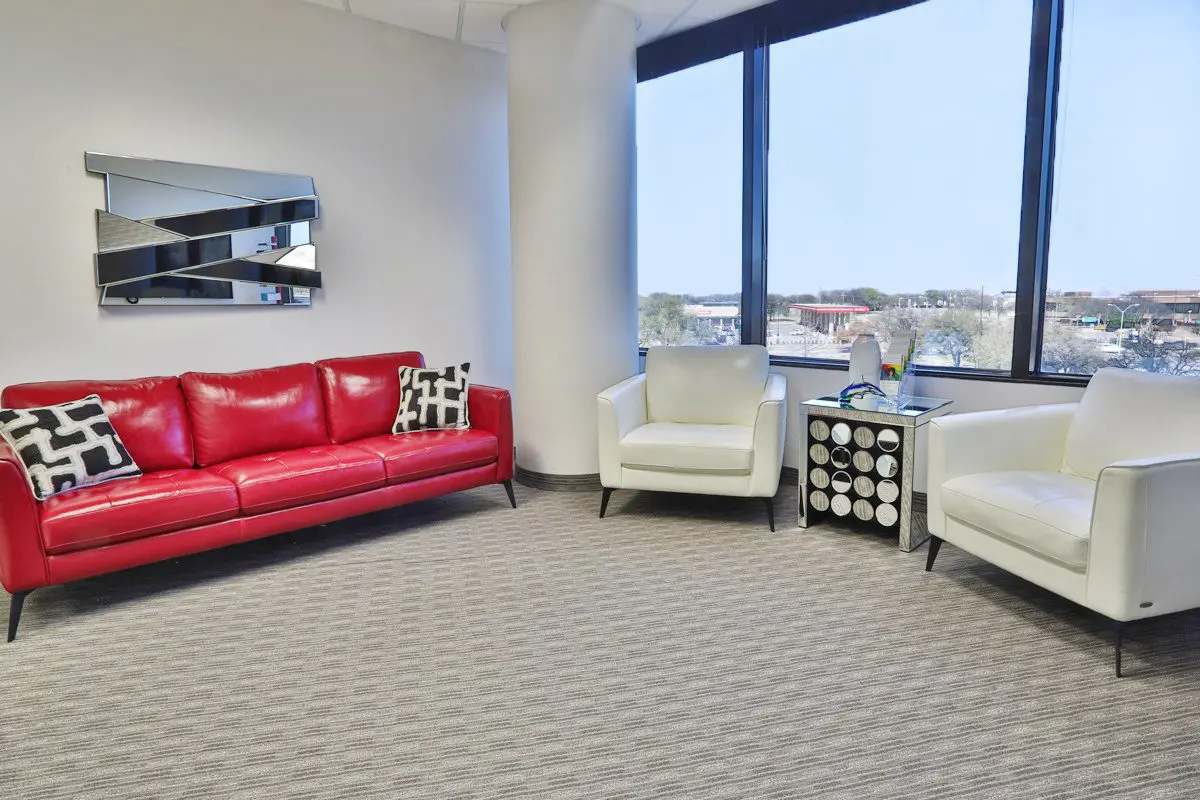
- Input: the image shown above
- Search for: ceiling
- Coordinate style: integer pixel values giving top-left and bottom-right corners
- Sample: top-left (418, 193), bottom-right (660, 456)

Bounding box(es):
top-left (300, 0), bottom-right (774, 52)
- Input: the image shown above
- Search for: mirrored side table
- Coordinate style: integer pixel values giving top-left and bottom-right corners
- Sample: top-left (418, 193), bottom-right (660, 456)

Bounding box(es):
top-left (798, 395), bottom-right (952, 551)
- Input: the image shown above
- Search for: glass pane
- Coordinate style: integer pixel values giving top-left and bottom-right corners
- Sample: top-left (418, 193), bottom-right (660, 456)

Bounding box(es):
top-left (1041, 0), bottom-right (1200, 376)
top-left (637, 54), bottom-right (743, 346)
top-left (766, 0), bottom-right (1031, 370)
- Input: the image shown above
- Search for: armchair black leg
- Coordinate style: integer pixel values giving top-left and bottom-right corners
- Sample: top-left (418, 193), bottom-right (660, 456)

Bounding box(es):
top-left (7, 591), bottom-right (30, 643)
top-left (764, 498), bottom-right (775, 532)
top-left (1114, 621), bottom-right (1124, 678)
top-left (599, 488), bottom-right (614, 519)
top-left (925, 536), bottom-right (943, 572)
top-left (501, 480), bottom-right (517, 509)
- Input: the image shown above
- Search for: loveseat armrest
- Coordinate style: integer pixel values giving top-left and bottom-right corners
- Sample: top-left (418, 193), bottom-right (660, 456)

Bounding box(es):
top-left (0, 441), bottom-right (49, 593)
top-left (749, 373), bottom-right (788, 497)
top-left (469, 385), bottom-right (513, 481)
top-left (927, 403), bottom-right (1077, 535)
top-left (597, 374), bottom-right (647, 488)
top-left (1087, 451), bottom-right (1200, 621)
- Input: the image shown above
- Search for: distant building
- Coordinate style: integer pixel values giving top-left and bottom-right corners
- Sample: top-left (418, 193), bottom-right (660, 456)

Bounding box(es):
top-left (683, 304), bottom-right (741, 332)
top-left (1132, 290), bottom-right (1200, 325)
top-left (788, 303), bottom-right (870, 335)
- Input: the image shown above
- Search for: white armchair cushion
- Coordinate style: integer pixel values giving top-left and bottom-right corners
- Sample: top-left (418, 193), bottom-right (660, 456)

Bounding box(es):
top-left (940, 470), bottom-right (1095, 570)
top-left (1063, 367), bottom-right (1200, 480)
top-left (645, 346), bottom-right (768, 426)
top-left (620, 423), bottom-right (754, 474)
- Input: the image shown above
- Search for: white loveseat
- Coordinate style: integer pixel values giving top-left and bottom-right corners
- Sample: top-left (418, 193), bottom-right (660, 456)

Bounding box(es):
top-left (596, 346), bottom-right (787, 530)
top-left (926, 367), bottom-right (1200, 676)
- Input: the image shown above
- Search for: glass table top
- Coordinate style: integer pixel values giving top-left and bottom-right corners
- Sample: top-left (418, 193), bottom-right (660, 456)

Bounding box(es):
top-left (802, 395), bottom-right (953, 417)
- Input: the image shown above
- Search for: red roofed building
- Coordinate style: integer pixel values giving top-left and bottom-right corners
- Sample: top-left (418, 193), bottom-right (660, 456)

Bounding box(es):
top-left (788, 303), bottom-right (871, 334)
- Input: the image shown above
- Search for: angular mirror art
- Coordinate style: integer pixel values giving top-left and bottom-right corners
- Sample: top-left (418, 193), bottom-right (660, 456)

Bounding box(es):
top-left (86, 153), bottom-right (321, 306)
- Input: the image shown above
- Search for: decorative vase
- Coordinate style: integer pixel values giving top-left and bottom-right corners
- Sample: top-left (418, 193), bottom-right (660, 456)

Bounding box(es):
top-left (848, 333), bottom-right (882, 388)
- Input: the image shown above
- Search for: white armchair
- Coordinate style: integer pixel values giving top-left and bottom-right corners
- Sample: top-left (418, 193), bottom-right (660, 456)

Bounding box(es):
top-left (926, 367), bottom-right (1200, 676)
top-left (597, 345), bottom-right (787, 530)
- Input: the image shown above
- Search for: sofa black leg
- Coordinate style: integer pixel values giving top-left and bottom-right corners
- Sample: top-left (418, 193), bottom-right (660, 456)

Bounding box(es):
top-left (501, 480), bottom-right (516, 509)
top-left (599, 488), bottom-right (614, 519)
top-left (1114, 621), bottom-right (1124, 678)
top-left (925, 536), bottom-right (943, 572)
top-left (7, 591), bottom-right (29, 643)
top-left (764, 498), bottom-right (775, 532)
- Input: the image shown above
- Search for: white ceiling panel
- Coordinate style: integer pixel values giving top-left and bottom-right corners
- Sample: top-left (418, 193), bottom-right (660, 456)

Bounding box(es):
top-left (461, 2), bottom-right (516, 44)
top-left (686, 0), bottom-right (773, 21)
top-left (348, 0), bottom-right (461, 40)
top-left (301, 0), bottom-right (777, 52)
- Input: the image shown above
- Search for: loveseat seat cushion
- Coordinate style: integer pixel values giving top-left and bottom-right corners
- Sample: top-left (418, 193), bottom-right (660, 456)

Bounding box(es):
top-left (316, 352), bottom-right (426, 444)
top-left (206, 445), bottom-right (386, 516)
top-left (619, 423), bottom-right (754, 475)
top-left (182, 363), bottom-right (330, 467)
top-left (40, 470), bottom-right (240, 555)
top-left (348, 429), bottom-right (498, 485)
top-left (2, 377), bottom-right (193, 472)
top-left (940, 470), bottom-right (1094, 570)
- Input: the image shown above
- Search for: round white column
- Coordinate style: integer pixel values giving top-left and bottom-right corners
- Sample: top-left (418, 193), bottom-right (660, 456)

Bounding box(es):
top-left (505, 0), bottom-right (639, 485)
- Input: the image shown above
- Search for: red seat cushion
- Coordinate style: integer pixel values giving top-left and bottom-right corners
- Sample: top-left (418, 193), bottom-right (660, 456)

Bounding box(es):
top-left (347, 429), bottom-right (498, 485)
top-left (2, 377), bottom-right (194, 472)
top-left (206, 445), bottom-right (386, 516)
top-left (315, 352), bottom-right (425, 444)
top-left (181, 363), bottom-right (330, 468)
top-left (40, 470), bottom-right (240, 555)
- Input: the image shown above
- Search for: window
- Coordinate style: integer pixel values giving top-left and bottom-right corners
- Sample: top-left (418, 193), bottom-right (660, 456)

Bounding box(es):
top-left (636, 53), bottom-right (743, 347)
top-left (1040, 0), bottom-right (1200, 376)
top-left (765, 0), bottom-right (1032, 370)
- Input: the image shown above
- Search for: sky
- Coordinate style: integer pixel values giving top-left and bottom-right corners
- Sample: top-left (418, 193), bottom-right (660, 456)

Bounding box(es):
top-left (635, 0), bottom-right (1200, 299)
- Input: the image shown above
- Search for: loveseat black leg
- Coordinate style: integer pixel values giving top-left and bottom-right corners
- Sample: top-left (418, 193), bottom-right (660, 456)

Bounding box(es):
top-left (7, 591), bottom-right (29, 643)
top-left (599, 488), bottom-right (614, 519)
top-left (764, 498), bottom-right (775, 532)
top-left (501, 480), bottom-right (517, 509)
top-left (925, 536), bottom-right (943, 572)
top-left (1114, 621), bottom-right (1124, 678)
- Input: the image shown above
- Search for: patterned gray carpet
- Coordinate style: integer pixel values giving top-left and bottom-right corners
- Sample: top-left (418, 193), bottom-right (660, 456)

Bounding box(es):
top-left (3, 482), bottom-right (1200, 799)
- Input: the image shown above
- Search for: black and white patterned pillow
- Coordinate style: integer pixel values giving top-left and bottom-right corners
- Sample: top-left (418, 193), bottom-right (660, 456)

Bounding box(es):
top-left (392, 363), bottom-right (471, 434)
top-left (0, 395), bottom-right (142, 501)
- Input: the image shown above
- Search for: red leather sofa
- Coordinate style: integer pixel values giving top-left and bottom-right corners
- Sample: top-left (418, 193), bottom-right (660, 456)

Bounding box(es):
top-left (0, 352), bottom-right (514, 641)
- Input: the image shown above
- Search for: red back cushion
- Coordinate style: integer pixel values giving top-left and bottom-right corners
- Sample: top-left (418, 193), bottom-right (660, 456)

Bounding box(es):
top-left (315, 352), bottom-right (425, 443)
top-left (1, 377), bottom-right (193, 472)
top-left (181, 363), bottom-right (329, 467)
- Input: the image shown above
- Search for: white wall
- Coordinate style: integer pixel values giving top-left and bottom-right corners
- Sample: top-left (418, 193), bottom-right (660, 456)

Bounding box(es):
top-left (0, 0), bottom-right (513, 390)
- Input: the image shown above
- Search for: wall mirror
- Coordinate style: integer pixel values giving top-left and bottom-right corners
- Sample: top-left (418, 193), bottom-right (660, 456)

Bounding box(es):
top-left (86, 153), bottom-right (321, 306)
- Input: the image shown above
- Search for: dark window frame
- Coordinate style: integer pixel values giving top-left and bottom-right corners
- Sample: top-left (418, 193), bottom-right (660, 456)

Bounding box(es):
top-left (637, 0), bottom-right (1086, 386)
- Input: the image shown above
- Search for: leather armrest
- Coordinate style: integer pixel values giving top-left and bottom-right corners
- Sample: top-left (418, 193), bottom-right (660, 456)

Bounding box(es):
top-left (597, 374), bottom-right (647, 488)
top-left (1087, 451), bottom-right (1200, 620)
top-left (0, 441), bottom-right (49, 593)
top-left (468, 385), bottom-right (513, 481)
top-left (927, 403), bottom-right (1076, 535)
top-left (749, 373), bottom-right (788, 497)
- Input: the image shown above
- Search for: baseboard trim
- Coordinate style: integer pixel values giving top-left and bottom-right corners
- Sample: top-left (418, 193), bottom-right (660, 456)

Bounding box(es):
top-left (515, 466), bottom-right (603, 492)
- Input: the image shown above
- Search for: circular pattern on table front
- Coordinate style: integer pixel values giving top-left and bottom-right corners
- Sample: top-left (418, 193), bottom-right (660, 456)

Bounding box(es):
top-left (876, 503), bottom-right (899, 527)
top-left (853, 499), bottom-right (875, 521)
top-left (877, 454), bottom-right (899, 478)
top-left (831, 494), bottom-right (852, 516)
top-left (877, 479), bottom-right (899, 504)
top-left (831, 423), bottom-right (852, 446)
top-left (877, 428), bottom-right (900, 452)
top-left (809, 419), bottom-right (831, 442)
top-left (809, 467), bottom-right (831, 489)
top-left (809, 490), bottom-right (830, 512)
top-left (853, 426), bottom-right (876, 449)
top-left (853, 475), bottom-right (875, 498)
top-left (831, 471), bottom-right (853, 494)
top-left (852, 450), bottom-right (875, 473)
top-left (831, 446), bottom-right (852, 469)
top-left (809, 443), bottom-right (830, 465)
